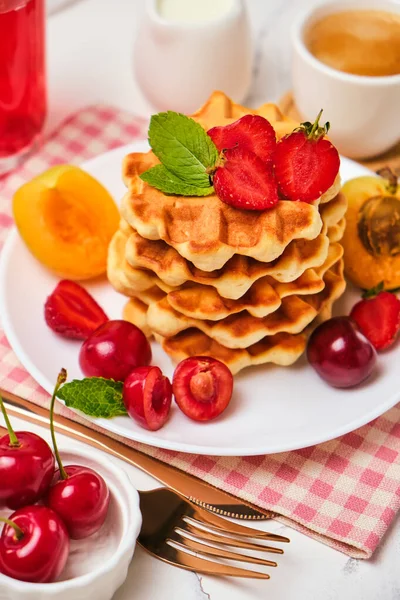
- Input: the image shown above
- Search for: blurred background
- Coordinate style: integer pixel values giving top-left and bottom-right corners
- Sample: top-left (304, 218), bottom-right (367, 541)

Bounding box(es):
top-left (45, 0), bottom-right (301, 132)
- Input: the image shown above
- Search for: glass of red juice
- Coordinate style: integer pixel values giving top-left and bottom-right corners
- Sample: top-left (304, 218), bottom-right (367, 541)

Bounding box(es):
top-left (0, 0), bottom-right (46, 175)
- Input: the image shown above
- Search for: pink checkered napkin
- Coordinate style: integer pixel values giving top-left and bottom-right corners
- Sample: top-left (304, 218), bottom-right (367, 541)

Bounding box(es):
top-left (1, 106), bottom-right (400, 560)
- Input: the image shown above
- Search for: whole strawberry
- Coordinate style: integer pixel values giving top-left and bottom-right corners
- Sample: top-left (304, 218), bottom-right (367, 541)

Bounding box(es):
top-left (350, 284), bottom-right (400, 351)
top-left (273, 110), bottom-right (340, 202)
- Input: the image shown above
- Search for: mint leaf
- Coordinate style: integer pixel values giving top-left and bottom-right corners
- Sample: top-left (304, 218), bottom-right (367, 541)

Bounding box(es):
top-left (148, 112), bottom-right (218, 187)
top-left (140, 164), bottom-right (214, 197)
top-left (57, 378), bottom-right (127, 419)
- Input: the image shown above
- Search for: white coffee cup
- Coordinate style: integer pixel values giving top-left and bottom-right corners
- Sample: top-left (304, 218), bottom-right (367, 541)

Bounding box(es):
top-left (134, 0), bottom-right (252, 114)
top-left (292, 0), bottom-right (400, 159)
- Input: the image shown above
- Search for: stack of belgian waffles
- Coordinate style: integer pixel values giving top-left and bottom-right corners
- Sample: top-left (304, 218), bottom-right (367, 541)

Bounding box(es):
top-left (107, 92), bottom-right (346, 374)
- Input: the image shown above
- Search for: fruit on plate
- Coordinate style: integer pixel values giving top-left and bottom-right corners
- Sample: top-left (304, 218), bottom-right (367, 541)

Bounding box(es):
top-left (45, 280), bottom-right (109, 340)
top-left (212, 147), bottom-right (279, 210)
top-left (0, 396), bottom-right (54, 509)
top-left (13, 165), bottom-right (120, 280)
top-left (341, 168), bottom-right (400, 290)
top-left (79, 320), bottom-right (152, 381)
top-left (208, 114), bottom-right (277, 163)
top-left (0, 505), bottom-right (69, 583)
top-left (307, 316), bottom-right (377, 388)
top-left (350, 285), bottom-right (400, 351)
top-left (46, 370), bottom-right (110, 539)
top-left (172, 357), bottom-right (233, 421)
top-left (123, 366), bottom-right (172, 430)
top-left (273, 110), bottom-right (340, 202)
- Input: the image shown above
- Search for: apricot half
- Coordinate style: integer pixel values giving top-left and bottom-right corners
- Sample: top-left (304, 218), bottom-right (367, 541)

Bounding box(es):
top-left (342, 174), bottom-right (400, 290)
top-left (13, 165), bottom-right (120, 280)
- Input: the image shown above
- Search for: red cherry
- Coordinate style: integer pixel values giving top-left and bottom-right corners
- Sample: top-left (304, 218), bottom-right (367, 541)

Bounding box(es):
top-left (46, 466), bottom-right (110, 540)
top-left (0, 505), bottom-right (69, 583)
top-left (123, 366), bottom-right (172, 431)
top-left (0, 398), bottom-right (54, 509)
top-left (307, 316), bottom-right (377, 388)
top-left (172, 357), bottom-right (233, 422)
top-left (44, 369), bottom-right (110, 540)
top-left (79, 320), bottom-right (152, 381)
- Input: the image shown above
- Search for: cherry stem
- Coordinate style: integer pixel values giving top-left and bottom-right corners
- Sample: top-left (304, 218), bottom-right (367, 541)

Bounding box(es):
top-left (0, 395), bottom-right (19, 447)
top-left (309, 109), bottom-right (323, 139)
top-left (0, 517), bottom-right (24, 540)
top-left (49, 368), bottom-right (68, 480)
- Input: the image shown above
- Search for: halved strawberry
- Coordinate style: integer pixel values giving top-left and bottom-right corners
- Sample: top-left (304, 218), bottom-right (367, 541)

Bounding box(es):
top-left (273, 111), bottom-right (340, 202)
top-left (213, 147), bottom-right (279, 211)
top-left (44, 280), bottom-right (108, 340)
top-left (208, 115), bottom-right (276, 164)
top-left (350, 285), bottom-right (400, 351)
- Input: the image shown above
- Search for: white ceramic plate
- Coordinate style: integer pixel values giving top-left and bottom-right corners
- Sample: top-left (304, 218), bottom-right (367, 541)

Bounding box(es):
top-left (1, 142), bottom-right (399, 456)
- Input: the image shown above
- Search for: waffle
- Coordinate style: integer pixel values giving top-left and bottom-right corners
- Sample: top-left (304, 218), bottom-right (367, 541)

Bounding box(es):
top-left (165, 244), bottom-right (343, 320)
top-left (123, 227), bottom-right (330, 297)
top-left (113, 191), bottom-right (345, 301)
top-left (108, 91), bottom-right (347, 373)
top-left (123, 259), bottom-right (344, 349)
top-left (107, 230), bottom-right (177, 297)
top-left (121, 295), bottom-right (310, 374)
top-left (120, 150), bottom-right (341, 271)
top-left (122, 262), bottom-right (343, 374)
top-left (158, 329), bottom-right (309, 375)
top-left (147, 261), bottom-right (344, 348)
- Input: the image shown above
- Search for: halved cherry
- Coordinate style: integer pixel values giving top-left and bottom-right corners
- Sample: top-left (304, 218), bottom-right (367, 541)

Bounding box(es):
top-left (172, 357), bottom-right (233, 422)
top-left (123, 366), bottom-right (172, 431)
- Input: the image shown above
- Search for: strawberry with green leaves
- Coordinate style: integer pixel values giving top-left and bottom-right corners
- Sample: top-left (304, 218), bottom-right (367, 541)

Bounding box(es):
top-left (273, 110), bottom-right (340, 202)
top-left (350, 283), bottom-right (400, 351)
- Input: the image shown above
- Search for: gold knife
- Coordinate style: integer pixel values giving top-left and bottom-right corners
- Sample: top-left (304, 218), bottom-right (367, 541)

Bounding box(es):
top-left (0, 388), bottom-right (273, 520)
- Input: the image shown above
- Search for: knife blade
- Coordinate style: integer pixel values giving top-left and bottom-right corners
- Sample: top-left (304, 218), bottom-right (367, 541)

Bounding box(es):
top-left (0, 388), bottom-right (273, 521)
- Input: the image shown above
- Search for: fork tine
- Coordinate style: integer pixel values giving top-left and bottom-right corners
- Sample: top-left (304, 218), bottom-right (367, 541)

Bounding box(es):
top-left (165, 540), bottom-right (270, 579)
top-left (183, 521), bottom-right (284, 554)
top-left (172, 529), bottom-right (278, 567)
top-left (187, 509), bottom-right (290, 542)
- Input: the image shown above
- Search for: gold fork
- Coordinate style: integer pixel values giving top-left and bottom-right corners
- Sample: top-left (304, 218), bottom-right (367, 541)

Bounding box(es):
top-left (138, 487), bottom-right (289, 579)
top-left (0, 420), bottom-right (290, 578)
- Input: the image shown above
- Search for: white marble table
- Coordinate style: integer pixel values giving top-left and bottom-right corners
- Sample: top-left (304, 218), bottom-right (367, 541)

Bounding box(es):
top-left (37, 0), bottom-right (400, 597)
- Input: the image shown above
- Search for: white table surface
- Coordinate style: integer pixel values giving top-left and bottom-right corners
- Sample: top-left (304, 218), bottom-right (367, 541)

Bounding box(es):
top-left (25, 0), bottom-right (400, 598)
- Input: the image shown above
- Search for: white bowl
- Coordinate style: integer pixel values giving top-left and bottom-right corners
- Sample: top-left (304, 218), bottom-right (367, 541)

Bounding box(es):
top-left (0, 447), bottom-right (142, 600)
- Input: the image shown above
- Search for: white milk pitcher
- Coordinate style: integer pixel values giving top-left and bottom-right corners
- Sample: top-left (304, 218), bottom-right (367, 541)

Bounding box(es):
top-left (134, 0), bottom-right (253, 114)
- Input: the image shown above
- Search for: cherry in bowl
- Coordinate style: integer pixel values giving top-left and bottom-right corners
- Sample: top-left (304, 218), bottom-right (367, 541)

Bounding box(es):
top-left (79, 320), bottom-right (151, 381)
top-left (307, 316), bottom-right (377, 388)
top-left (0, 505), bottom-right (69, 583)
top-left (172, 357), bottom-right (233, 422)
top-left (123, 366), bottom-right (172, 431)
top-left (0, 397), bottom-right (54, 509)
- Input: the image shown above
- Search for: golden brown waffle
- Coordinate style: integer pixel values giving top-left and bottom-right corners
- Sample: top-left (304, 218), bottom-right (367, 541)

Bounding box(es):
top-left (124, 227), bottom-right (330, 297)
top-left (121, 262), bottom-right (345, 373)
top-left (157, 329), bottom-right (309, 375)
top-left (120, 172), bottom-right (327, 271)
top-left (123, 297), bottom-right (153, 338)
top-left (119, 89), bottom-right (341, 271)
top-left (165, 244), bottom-right (343, 321)
top-left (108, 91), bottom-right (347, 372)
top-left (116, 191), bottom-right (345, 300)
top-left (327, 217), bottom-right (346, 244)
top-left (107, 230), bottom-right (177, 297)
top-left (146, 261), bottom-right (344, 348)
top-left (124, 260), bottom-right (344, 349)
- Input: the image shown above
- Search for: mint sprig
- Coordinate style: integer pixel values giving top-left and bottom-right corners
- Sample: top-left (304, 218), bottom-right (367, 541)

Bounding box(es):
top-left (141, 164), bottom-right (214, 196)
top-left (140, 111), bottom-right (219, 196)
top-left (57, 377), bottom-right (127, 419)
